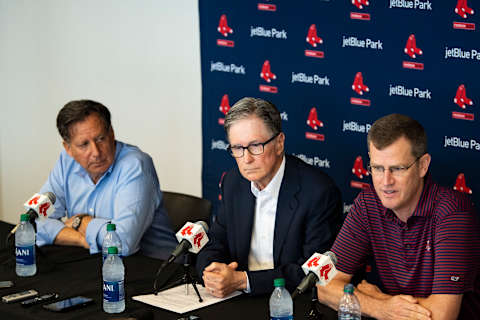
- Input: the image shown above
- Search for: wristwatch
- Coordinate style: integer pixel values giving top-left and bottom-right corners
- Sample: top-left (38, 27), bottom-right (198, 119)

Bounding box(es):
top-left (72, 214), bottom-right (89, 231)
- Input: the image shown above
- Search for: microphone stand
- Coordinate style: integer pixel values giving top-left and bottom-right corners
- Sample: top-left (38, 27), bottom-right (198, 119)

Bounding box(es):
top-left (153, 253), bottom-right (203, 302)
top-left (306, 287), bottom-right (323, 320)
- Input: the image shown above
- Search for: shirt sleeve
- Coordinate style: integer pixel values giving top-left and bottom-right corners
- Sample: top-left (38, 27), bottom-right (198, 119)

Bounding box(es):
top-left (85, 155), bottom-right (160, 256)
top-left (36, 155), bottom-right (68, 246)
top-left (331, 191), bottom-right (371, 275)
top-left (432, 204), bottom-right (480, 294)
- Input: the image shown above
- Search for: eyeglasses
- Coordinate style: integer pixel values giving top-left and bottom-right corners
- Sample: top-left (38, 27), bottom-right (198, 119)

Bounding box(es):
top-left (227, 132), bottom-right (280, 158)
top-left (367, 156), bottom-right (422, 177)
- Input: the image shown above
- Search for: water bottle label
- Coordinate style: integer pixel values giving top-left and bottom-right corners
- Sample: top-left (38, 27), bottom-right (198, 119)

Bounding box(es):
top-left (15, 245), bottom-right (35, 266)
top-left (103, 280), bottom-right (125, 302)
top-left (270, 316), bottom-right (293, 320)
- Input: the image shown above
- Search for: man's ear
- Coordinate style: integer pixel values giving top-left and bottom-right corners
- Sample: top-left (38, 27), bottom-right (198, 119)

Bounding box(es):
top-left (63, 141), bottom-right (73, 157)
top-left (275, 132), bottom-right (285, 155)
top-left (419, 153), bottom-right (431, 178)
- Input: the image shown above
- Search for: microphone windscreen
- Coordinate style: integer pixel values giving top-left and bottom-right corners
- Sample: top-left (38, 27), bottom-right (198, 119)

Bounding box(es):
top-left (44, 192), bottom-right (56, 205)
top-left (195, 220), bottom-right (209, 233)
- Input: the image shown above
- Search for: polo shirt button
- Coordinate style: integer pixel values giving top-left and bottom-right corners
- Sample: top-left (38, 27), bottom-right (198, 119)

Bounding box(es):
top-left (89, 208), bottom-right (94, 213)
top-left (405, 244), bottom-right (411, 249)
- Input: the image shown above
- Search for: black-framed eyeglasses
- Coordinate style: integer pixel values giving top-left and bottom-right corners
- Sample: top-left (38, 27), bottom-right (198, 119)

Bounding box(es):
top-left (367, 155), bottom-right (422, 177)
top-left (227, 132), bottom-right (280, 158)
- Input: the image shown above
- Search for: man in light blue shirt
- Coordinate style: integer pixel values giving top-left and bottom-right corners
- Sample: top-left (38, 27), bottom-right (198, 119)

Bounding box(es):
top-left (36, 99), bottom-right (177, 258)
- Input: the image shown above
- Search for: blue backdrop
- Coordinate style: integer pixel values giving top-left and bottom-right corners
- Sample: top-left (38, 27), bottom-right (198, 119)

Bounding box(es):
top-left (199, 0), bottom-right (479, 218)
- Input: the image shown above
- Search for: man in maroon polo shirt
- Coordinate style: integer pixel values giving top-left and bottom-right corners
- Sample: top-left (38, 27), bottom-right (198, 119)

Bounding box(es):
top-left (317, 114), bottom-right (479, 320)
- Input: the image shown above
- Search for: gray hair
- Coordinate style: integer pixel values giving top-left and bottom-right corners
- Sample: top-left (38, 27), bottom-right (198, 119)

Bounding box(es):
top-left (224, 97), bottom-right (282, 139)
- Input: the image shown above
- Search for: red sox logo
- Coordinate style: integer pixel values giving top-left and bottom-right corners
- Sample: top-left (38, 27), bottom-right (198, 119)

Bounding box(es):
top-left (306, 24), bottom-right (323, 47)
top-left (307, 256), bottom-right (320, 267)
top-left (38, 202), bottom-right (50, 217)
top-left (181, 225), bottom-right (194, 236)
top-left (260, 60), bottom-right (276, 83)
top-left (453, 173), bottom-right (472, 194)
top-left (193, 232), bottom-right (204, 248)
top-left (219, 94), bottom-right (231, 115)
top-left (454, 84), bottom-right (473, 109)
top-left (307, 108), bottom-right (323, 130)
top-left (352, 156), bottom-right (369, 179)
top-left (217, 14), bottom-right (233, 37)
top-left (352, 72), bottom-right (369, 95)
top-left (455, 0), bottom-right (474, 18)
top-left (319, 264), bottom-right (333, 280)
top-left (28, 196), bottom-right (40, 206)
top-left (404, 34), bottom-right (423, 59)
top-left (352, 0), bottom-right (369, 10)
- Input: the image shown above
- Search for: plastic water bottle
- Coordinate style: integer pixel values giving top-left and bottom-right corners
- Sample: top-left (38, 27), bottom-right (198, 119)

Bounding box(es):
top-left (103, 246), bottom-right (125, 313)
top-left (102, 223), bottom-right (122, 262)
top-left (338, 283), bottom-right (361, 320)
top-left (15, 214), bottom-right (37, 277)
top-left (269, 278), bottom-right (293, 320)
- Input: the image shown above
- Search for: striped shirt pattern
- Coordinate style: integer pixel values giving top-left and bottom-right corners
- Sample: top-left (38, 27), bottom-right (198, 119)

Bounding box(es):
top-left (332, 177), bottom-right (479, 297)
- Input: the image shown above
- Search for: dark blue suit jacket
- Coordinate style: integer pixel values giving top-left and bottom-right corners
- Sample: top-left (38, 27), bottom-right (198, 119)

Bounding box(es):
top-left (196, 155), bottom-right (342, 295)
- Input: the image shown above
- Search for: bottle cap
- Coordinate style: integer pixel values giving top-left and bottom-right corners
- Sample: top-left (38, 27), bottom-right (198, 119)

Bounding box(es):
top-left (344, 283), bottom-right (354, 294)
top-left (106, 223), bottom-right (116, 231)
top-left (273, 278), bottom-right (285, 287)
top-left (20, 214), bottom-right (29, 222)
top-left (108, 246), bottom-right (118, 254)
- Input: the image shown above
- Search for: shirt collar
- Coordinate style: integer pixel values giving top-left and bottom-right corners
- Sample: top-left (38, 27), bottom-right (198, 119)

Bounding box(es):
top-left (251, 156), bottom-right (286, 199)
top-left (411, 173), bottom-right (436, 217)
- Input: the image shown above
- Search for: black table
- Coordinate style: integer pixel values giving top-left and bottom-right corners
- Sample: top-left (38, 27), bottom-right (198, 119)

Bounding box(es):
top-left (0, 221), bottom-right (337, 319)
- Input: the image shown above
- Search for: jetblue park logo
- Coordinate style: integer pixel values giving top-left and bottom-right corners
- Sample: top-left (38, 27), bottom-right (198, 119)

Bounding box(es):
top-left (291, 72), bottom-right (330, 86)
top-left (211, 139), bottom-right (228, 151)
top-left (210, 61), bottom-right (246, 74)
top-left (342, 120), bottom-right (371, 133)
top-left (389, 84), bottom-right (432, 99)
top-left (342, 36), bottom-right (383, 50)
top-left (444, 136), bottom-right (480, 151)
top-left (389, 0), bottom-right (432, 10)
top-left (250, 26), bottom-right (287, 39)
top-left (293, 153), bottom-right (331, 168)
top-left (445, 47), bottom-right (480, 61)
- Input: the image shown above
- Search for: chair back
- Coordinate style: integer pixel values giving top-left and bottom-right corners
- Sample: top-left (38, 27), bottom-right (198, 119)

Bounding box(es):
top-left (162, 191), bottom-right (212, 232)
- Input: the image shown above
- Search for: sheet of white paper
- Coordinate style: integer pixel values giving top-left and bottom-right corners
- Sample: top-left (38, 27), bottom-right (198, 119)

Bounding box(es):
top-left (132, 284), bottom-right (243, 314)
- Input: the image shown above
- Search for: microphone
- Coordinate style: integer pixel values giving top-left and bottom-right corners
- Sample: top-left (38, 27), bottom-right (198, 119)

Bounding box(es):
top-left (167, 221), bottom-right (209, 265)
top-left (292, 251), bottom-right (338, 299)
top-left (9, 192), bottom-right (56, 237)
top-left (153, 221), bottom-right (209, 294)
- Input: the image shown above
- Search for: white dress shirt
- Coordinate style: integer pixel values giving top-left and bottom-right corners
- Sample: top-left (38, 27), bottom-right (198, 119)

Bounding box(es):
top-left (244, 156), bottom-right (285, 291)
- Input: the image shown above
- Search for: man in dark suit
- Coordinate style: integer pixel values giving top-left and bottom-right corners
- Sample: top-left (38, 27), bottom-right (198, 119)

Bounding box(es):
top-left (197, 97), bottom-right (342, 296)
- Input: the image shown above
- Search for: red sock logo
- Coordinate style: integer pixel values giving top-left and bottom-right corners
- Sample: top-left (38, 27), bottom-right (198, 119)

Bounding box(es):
top-left (404, 34), bottom-right (423, 59)
top-left (455, 0), bottom-right (475, 18)
top-left (453, 173), bottom-right (472, 194)
top-left (219, 94), bottom-right (231, 115)
top-left (352, 156), bottom-right (369, 179)
top-left (306, 108), bottom-right (323, 130)
top-left (352, 0), bottom-right (370, 9)
top-left (352, 72), bottom-right (369, 95)
top-left (453, 84), bottom-right (473, 109)
top-left (217, 14), bottom-right (233, 37)
top-left (260, 60), bottom-right (277, 83)
top-left (306, 24), bottom-right (323, 47)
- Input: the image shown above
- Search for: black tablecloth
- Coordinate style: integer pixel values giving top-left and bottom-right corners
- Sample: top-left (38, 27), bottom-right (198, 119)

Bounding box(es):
top-left (0, 221), bottom-right (337, 320)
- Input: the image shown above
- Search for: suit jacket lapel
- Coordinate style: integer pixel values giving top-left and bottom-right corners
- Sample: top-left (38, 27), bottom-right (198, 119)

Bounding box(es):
top-left (235, 176), bottom-right (255, 269)
top-left (273, 156), bottom-right (300, 264)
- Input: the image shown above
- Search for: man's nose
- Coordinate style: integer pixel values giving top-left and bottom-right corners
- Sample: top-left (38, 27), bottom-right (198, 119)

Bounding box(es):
top-left (382, 169), bottom-right (395, 185)
top-left (243, 149), bottom-right (254, 163)
top-left (90, 142), bottom-right (101, 157)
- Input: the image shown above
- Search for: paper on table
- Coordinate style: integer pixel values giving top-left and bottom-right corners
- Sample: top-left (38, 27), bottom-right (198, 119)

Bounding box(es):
top-left (132, 284), bottom-right (243, 314)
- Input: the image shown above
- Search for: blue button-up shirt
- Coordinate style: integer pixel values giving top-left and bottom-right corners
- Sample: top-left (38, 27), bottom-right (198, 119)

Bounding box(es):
top-left (36, 141), bottom-right (177, 258)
